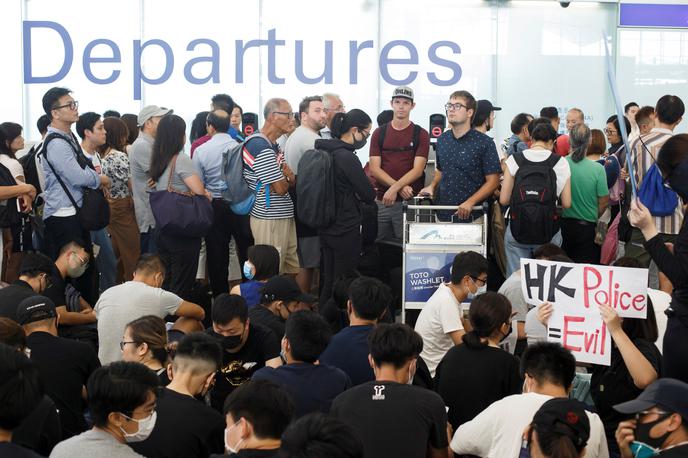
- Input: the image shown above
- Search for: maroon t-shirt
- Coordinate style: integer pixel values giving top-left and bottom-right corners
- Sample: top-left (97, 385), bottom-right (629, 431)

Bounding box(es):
top-left (369, 122), bottom-right (430, 201)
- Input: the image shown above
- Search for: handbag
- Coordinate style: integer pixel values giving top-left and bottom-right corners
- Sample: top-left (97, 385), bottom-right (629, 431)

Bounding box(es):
top-left (43, 137), bottom-right (110, 231)
top-left (149, 155), bottom-right (213, 238)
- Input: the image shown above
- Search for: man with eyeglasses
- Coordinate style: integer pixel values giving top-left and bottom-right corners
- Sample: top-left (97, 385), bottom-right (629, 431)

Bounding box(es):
top-left (614, 378), bottom-right (688, 457)
top-left (320, 93), bottom-right (346, 139)
top-left (419, 90), bottom-right (501, 221)
top-left (0, 252), bottom-right (53, 322)
top-left (39, 87), bottom-right (110, 261)
top-left (243, 98), bottom-right (299, 276)
top-left (369, 86), bottom-right (430, 245)
top-left (414, 251), bottom-right (489, 377)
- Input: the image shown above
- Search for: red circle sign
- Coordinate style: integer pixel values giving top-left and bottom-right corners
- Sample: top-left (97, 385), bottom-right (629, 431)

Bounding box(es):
top-left (244, 125), bottom-right (255, 135)
top-left (431, 126), bottom-right (442, 137)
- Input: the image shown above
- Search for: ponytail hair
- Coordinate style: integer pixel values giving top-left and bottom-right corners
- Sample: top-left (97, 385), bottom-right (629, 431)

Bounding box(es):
top-left (569, 123), bottom-right (591, 163)
top-left (331, 109), bottom-right (372, 139)
top-left (126, 315), bottom-right (169, 367)
top-left (462, 292), bottom-right (512, 348)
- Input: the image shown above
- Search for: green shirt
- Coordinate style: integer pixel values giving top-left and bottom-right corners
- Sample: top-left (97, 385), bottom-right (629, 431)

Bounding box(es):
top-left (562, 157), bottom-right (609, 223)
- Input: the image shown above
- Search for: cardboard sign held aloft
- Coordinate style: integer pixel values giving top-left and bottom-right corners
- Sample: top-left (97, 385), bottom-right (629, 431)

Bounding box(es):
top-left (520, 259), bottom-right (649, 366)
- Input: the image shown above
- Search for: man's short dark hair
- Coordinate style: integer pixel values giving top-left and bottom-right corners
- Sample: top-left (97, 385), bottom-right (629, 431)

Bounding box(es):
top-left (520, 342), bottom-right (576, 390)
top-left (36, 114), bottom-right (51, 135)
top-left (655, 95), bottom-right (685, 125)
top-left (369, 323), bottom-right (423, 369)
top-left (0, 318), bottom-right (27, 350)
top-left (42, 87), bottom-right (72, 118)
top-left (58, 239), bottom-right (87, 257)
top-left (511, 113), bottom-right (533, 135)
top-left (624, 102), bottom-right (639, 114)
top-left (450, 251), bottom-right (488, 285)
top-left (212, 294), bottom-right (248, 325)
top-left (206, 109), bottom-right (231, 134)
top-left (135, 254), bottom-right (166, 277)
top-left (18, 252), bottom-right (54, 278)
top-left (280, 413), bottom-right (364, 458)
top-left (540, 107), bottom-right (559, 120)
top-left (376, 110), bottom-right (394, 127)
top-left (223, 379), bottom-right (293, 440)
top-left (449, 90), bottom-right (476, 114)
top-left (635, 106), bottom-right (655, 127)
top-left (87, 361), bottom-right (159, 428)
top-left (606, 115), bottom-right (632, 137)
top-left (285, 311), bottom-right (331, 363)
top-left (532, 243), bottom-right (566, 260)
top-left (103, 110), bottom-right (121, 118)
top-left (529, 118), bottom-right (559, 143)
top-left (299, 96), bottom-right (323, 116)
top-left (76, 112), bottom-right (101, 140)
top-left (0, 343), bottom-right (42, 431)
top-left (174, 332), bottom-right (223, 371)
top-left (211, 93), bottom-right (234, 114)
top-left (347, 277), bottom-right (391, 321)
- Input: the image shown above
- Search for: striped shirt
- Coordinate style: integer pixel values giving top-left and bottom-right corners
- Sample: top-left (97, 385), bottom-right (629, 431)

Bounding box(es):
top-left (242, 136), bottom-right (294, 219)
top-left (630, 127), bottom-right (683, 234)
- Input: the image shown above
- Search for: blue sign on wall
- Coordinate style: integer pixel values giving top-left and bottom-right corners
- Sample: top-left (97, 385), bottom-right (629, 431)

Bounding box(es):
top-left (620, 4), bottom-right (688, 28)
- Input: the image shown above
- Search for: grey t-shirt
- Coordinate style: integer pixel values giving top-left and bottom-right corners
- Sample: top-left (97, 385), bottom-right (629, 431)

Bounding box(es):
top-left (498, 271), bottom-right (528, 322)
top-left (129, 132), bottom-right (156, 232)
top-left (155, 153), bottom-right (199, 194)
top-left (95, 281), bottom-right (183, 364)
top-left (284, 125), bottom-right (320, 173)
top-left (50, 429), bottom-right (145, 458)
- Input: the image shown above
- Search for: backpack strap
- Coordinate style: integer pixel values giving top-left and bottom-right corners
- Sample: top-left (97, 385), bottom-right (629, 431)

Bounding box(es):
top-left (412, 124), bottom-right (421, 153)
top-left (377, 122), bottom-right (422, 153)
top-left (378, 123), bottom-right (388, 152)
top-left (544, 153), bottom-right (561, 168)
top-left (513, 152), bottom-right (526, 168)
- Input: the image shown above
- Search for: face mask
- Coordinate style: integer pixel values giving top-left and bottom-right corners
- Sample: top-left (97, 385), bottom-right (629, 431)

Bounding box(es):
top-left (225, 421), bottom-right (244, 454)
top-left (242, 261), bottom-right (255, 280)
top-left (500, 323), bottom-right (513, 342)
top-left (352, 132), bottom-right (367, 150)
top-left (119, 411), bottom-right (157, 443)
top-left (211, 329), bottom-right (244, 349)
top-left (466, 278), bottom-right (486, 301)
top-left (630, 442), bottom-right (659, 458)
top-left (667, 160), bottom-right (688, 201)
top-left (67, 254), bottom-right (87, 278)
top-left (633, 414), bottom-right (672, 451)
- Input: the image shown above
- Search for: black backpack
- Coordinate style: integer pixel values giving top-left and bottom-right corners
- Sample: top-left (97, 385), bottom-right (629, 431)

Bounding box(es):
top-left (378, 122), bottom-right (422, 153)
top-left (508, 152), bottom-right (561, 245)
top-left (19, 141), bottom-right (44, 197)
top-left (296, 149), bottom-right (336, 230)
top-left (0, 163), bottom-right (21, 228)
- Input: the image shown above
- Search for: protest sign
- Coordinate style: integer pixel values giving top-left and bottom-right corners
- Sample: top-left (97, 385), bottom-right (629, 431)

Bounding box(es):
top-left (520, 258), bottom-right (649, 365)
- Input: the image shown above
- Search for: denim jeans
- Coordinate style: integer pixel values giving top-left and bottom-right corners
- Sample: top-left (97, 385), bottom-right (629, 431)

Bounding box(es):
top-left (504, 225), bottom-right (562, 277)
top-left (91, 228), bottom-right (116, 292)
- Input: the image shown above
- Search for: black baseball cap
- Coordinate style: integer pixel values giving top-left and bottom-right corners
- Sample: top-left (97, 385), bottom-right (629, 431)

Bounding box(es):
top-left (472, 100), bottom-right (501, 127)
top-left (532, 398), bottom-right (590, 449)
top-left (260, 276), bottom-right (317, 304)
top-left (18, 252), bottom-right (54, 276)
top-left (614, 378), bottom-right (688, 420)
top-left (16, 295), bottom-right (57, 325)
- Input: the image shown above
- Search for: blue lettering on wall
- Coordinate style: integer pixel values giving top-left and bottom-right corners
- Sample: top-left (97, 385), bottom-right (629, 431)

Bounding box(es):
top-left (184, 39), bottom-right (220, 84)
top-left (83, 39), bottom-right (121, 84)
top-left (379, 40), bottom-right (419, 85)
top-left (133, 39), bottom-right (174, 101)
top-left (427, 41), bottom-right (461, 86)
top-left (23, 21), bottom-right (73, 84)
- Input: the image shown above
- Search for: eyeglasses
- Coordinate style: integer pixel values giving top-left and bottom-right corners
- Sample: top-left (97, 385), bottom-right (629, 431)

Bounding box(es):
top-left (53, 100), bottom-right (79, 111)
top-left (72, 251), bottom-right (89, 268)
top-left (604, 128), bottom-right (618, 135)
top-left (360, 128), bottom-right (371, 139)
top-left (119, 341), bottom-right (137, 350)
top-left (470, 275), bottom-right (488, 286)
top-left (445, 103), bottom-right (467, 112)
top-left (273, 111), bottom-right (296, 119)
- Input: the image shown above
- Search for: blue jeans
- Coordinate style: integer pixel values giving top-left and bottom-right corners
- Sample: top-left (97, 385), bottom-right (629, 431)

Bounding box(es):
top-left (504, 225), bottom-right (562, 277)
top-left (140, 227), bottom-right (157, 254)
top-left (91, 229), bottom-right (116, 292)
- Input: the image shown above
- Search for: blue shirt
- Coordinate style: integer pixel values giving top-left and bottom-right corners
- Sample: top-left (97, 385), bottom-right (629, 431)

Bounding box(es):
top-left (239, 280), bottom-right (263, 308)
top-left (192, 133), bottom-right (237, 198)
top-left (436, 129), bottom-right (501, 210)
top-left (319, 325), bottom-right (375, 386)
top-left (42, 127), bottom-right (100, 219)
top-left (506, 134), bottom-right (528, 157)
top-left (252, 362), bottom-right (351, 418)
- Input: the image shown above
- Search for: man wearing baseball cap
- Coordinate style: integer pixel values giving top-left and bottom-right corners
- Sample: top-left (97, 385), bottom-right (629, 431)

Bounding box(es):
top-left (614, 378), bottom-right (688, 457)
top-left (0, 252), bottom-right (53, 322)
top-left (130, 105), bottom-right (172, 254)
top-left (249, 275), bottom-right (317, 338)
top-left (471, 99), bottom-right (501, 135)
top-left (369, 86), bottom-right (430, 245)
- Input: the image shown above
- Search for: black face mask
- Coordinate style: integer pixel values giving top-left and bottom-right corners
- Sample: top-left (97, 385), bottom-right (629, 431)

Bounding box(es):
top-left (667, 160), bottom-right (688, 201)
top-left (210, 329), bottom-right (244, 349)
top-left (500, 323), bottom-right (513, 343)
top-left (352, 132), bottom-right (367, 150)
top-left (634, 413), bottom-right (673, 450)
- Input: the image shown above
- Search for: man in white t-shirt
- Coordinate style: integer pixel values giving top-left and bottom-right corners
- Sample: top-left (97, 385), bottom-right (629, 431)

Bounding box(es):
top-left (95, 254), bottom-right (205, 364)
top-left (452, 342), bottom-right (609, 458)
top-left (414, 251), bottom-right (488, 377)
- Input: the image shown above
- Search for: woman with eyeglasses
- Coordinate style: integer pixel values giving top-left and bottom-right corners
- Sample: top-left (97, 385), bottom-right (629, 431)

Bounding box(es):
top-left (120, 315), bottom-right (171, 386)
top-left (435, 292), bottom-right (521, 433)
top-left (313, 109), bottom-right (376, 306)
top-left (149, 114), bottom-right (211, 301)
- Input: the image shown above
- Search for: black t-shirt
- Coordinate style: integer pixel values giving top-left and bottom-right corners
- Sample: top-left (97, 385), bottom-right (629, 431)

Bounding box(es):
top-left (131, 388), bottom-right (225, 458)
top-left (0, 280), bottom-right (38, 321)
top-left (319, 298), bottom-right (349, 335)
top-left (248, 305), bottom-right (285, 339)
top-left (435, 343), bottom-right (522, 430)
top-left (591, 338), bottom-right (662, 444)
top-left (207, 324), bottom-right (280, 411)
top-left (331, 381), bottom-right (449, 458)
top-left (211, 449), bottom-right (281, 458)
top-left (252, 363), bottom-right (351, 418)
top-left (43, 265), bottom-right (67, 307)
top-left (660, 444), bottom-right (688, 456)
top-left (0, 442), bottom-right (43, 458)
top-left (12, 395), bottom-right (61, 456)
top-left (26, 331), bottom-right (100, 438)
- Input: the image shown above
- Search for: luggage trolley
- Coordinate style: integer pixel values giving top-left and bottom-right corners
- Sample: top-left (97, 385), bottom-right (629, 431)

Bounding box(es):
top-left (401, 199), bottom-right (489, 324)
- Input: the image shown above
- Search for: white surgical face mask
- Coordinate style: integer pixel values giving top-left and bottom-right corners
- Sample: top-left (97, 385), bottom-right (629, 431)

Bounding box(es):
top-left (225, 420), bottom-right (244, 454)
top-left (119, 411), bottom-right (157, 443)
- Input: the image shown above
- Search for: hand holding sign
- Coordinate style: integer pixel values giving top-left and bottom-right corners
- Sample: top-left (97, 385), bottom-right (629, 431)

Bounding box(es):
top-left (599, 304), bottom-right (622, 334)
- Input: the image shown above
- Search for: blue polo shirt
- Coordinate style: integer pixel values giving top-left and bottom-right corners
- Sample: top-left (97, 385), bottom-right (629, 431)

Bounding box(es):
top-left (435, 129), bottom-right (501, 217)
